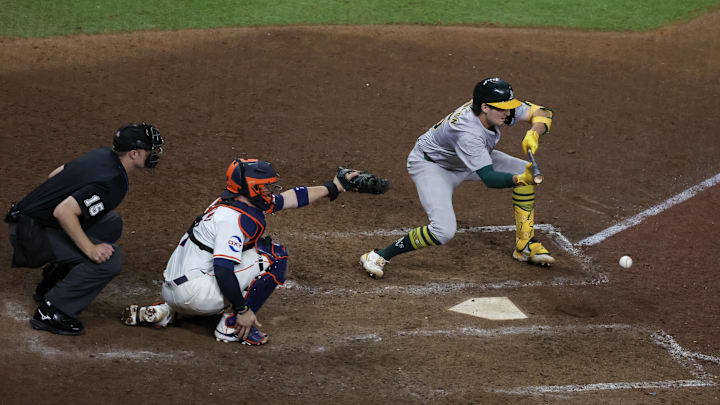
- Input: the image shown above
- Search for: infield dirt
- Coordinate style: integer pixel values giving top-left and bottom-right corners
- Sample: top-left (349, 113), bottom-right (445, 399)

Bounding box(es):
top-left (1, 12), bottom-right (719, 404)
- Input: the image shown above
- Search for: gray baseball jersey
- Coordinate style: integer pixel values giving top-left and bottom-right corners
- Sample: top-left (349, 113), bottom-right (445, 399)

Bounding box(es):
top-left (415, 100), bottom-right (530, 172)
top-left (407, 100), bottom-right (531, 244)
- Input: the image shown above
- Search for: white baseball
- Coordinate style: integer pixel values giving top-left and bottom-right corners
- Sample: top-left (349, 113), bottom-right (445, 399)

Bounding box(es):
top-left (619, 255), bottom-right (633, 268)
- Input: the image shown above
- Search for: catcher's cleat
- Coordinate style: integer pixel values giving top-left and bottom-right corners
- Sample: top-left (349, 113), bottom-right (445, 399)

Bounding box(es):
top-left (242, 326), bottom-right (269, 346)
top-left (30, 299), bottom-right (84, 336)
top-left (214, 312), bottom-right (269, 345)
top-left (360, 249), bottom-right (387, 279)
top-left (512, 238), bottom-right (555, 266)
top-left (121, 302), bottom-right (174, 327)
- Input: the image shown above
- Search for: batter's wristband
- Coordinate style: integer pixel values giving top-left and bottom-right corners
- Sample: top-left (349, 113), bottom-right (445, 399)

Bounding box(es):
top-left (324, 180), bottom-right (339, 201)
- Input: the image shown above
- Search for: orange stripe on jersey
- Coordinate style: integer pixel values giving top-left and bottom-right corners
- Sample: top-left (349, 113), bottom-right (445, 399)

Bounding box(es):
top-left (213, 254), bottom-right (242, 262)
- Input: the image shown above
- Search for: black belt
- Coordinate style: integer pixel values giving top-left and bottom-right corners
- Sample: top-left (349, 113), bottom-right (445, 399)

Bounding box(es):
top-left (423, 152), bottom-right (436, 163)
top-left (173, 275), bottom-right (188, 286)
top-left (170, 269), bottom-right (207, 287)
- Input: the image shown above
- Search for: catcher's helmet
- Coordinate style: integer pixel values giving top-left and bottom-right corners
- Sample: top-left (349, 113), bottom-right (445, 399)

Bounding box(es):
top-left (113, 123), bottom-right (164, 168)
top-left (472, 77), bottom-right (522, 112)
top-left (221, 159), bottom-right (281, 212)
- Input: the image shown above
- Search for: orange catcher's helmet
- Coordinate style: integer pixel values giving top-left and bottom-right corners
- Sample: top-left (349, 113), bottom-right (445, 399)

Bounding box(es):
top-left (221, 159), bottom-right (280, 212)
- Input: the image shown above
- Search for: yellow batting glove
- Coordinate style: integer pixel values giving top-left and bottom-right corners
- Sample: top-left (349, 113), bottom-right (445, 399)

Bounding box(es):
top-left (514, 163), bottom-right (534, 186)
top-left (522, 129), bottom-right (539, 156)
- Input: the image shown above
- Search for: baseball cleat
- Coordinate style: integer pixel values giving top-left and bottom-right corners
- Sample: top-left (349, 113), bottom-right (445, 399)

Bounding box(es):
top-left (121, 303), bottom-right (174, 327)
top-left (241, 326), bottom-right (269, 346)
top-left (215, 312), bottom-right (240, 342)
top-left (360, 249), bottom-right (387, 278)
top-left (513, 238), bottom-right (555, 266)
top-left (30, 299), bottom-right (84, 336)
top-left (214, 312), bottom-right (268, 345)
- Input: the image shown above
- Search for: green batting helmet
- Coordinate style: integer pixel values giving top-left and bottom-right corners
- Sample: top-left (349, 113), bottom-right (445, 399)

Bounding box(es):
top-left (472, 77), bottom-right (522, 111)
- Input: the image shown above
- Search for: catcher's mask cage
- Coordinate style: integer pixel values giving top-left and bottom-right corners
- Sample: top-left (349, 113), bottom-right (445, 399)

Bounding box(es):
top-left (221, 159), bottom-right (281, 211)
top-left (471, 77), bottom-right (522, 123)
top-left (113, 123), bottom-right (164, 168)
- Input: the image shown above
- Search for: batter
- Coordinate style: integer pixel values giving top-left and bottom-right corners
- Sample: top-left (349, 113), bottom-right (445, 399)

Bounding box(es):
top-left (361, 77), bottom-right (554, 278)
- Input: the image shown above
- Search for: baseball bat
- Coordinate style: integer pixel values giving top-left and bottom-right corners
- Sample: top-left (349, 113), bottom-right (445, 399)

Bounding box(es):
top-left (527, 149), bottom-right (544, 184)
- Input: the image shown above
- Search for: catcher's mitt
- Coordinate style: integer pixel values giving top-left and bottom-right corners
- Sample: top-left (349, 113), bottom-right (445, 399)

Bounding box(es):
top-left (337, 167), bottom-right (391, 194)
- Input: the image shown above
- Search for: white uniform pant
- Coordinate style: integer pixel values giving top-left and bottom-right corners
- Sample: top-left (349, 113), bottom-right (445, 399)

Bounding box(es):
top-left (407, 145), bottom-right (528, 244)
top-left (161, 266), bottom-right (261, 317)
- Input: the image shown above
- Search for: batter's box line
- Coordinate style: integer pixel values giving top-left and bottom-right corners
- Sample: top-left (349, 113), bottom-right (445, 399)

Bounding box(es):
top-left (283, 224), bottom-right (608, 296)
top-left (431, 324), bottom-right (719, 395)
top-left (576, 172), bottom-right (720, 247)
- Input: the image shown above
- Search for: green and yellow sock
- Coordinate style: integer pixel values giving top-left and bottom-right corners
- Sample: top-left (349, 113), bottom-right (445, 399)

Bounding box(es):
top-left (378, 225), bottom-right (440, 260)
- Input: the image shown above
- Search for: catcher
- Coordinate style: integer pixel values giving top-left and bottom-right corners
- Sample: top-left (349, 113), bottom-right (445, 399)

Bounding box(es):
top-left (361, 77), bottom-right (553, 278)
top-left (121, 158), bottom-right (389, 345)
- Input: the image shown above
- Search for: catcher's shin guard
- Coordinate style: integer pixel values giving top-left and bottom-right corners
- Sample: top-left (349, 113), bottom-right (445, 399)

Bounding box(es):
top-left (121, 302), bottom-right (175, 327)
top-left (245, 258), bottom-right (287, 313)
top-left (512, 187), bottom-right (554, 266)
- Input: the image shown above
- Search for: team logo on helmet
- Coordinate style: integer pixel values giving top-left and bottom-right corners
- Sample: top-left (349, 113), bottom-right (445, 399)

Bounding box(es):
top-left (221, 158), bottom-right (281, 213)
top-left (473, 77), bottom-right (522, 111)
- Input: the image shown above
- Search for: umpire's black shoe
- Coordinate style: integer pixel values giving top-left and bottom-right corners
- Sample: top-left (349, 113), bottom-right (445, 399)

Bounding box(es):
top-left (30, 300), bottom-right (84, 336)
top-left (33, 262), bottom-right (72, 303)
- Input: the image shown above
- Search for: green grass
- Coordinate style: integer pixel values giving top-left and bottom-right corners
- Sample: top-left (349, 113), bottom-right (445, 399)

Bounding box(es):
top-left (1, 0), bottom-right (719, 38)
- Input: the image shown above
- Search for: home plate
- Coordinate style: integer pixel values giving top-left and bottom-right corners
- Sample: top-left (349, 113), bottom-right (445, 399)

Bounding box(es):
top-left (449, 297), bottom-right (527, 320)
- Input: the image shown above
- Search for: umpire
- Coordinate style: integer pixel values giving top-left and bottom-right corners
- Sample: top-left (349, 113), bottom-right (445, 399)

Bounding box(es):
top-left (4, 123), bottom-right (164, 336)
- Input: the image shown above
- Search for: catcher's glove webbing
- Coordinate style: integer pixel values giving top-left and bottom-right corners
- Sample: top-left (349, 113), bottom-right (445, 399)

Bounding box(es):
top-left (337, 167), bottom-right (391, 194)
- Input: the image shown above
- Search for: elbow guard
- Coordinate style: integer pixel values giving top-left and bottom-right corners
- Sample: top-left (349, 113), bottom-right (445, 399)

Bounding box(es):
top-left (527, 102), bottom-right (553, 134)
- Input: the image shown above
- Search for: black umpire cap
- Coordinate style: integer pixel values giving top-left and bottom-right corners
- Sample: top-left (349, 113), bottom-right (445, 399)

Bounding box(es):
top-left (113, 123), bottom-right (165, 168)
top-left (113, 123), bottom-right (160, 152)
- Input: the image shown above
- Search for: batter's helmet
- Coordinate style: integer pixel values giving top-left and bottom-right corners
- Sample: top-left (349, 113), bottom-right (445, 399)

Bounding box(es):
top-left (221, 159), bottom-right (281, 212)
top-left (113, 123), bottom-right (164, 168)
top-left (472, 77), bottom-right (522, 112)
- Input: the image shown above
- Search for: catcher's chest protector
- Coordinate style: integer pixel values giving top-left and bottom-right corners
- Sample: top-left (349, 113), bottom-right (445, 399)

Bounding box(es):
top-left (215, 201), bottom-right (266, 251)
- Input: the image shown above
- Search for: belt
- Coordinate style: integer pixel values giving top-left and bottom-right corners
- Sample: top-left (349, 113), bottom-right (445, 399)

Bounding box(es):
top-left (170, 269), bottom-right (206, 287)
top-left (423, 152), bottom-right (436, 163)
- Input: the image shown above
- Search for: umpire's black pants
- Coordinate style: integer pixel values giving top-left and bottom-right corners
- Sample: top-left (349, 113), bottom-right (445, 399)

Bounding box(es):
top-left (44, 211), bottom-right (123, 317)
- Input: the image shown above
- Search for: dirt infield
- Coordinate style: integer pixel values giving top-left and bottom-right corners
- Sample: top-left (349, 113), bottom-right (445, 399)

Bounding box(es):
top-left (1, 12), bottom-right (720, 404)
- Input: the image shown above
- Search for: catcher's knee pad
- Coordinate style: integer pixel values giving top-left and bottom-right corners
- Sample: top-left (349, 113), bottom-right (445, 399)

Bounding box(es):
top-left (245, 256), bottom-right (287, 313)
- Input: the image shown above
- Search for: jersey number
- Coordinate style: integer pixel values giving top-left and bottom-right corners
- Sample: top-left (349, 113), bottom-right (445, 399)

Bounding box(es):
top-left (83, 195), bottom-right (105, 217)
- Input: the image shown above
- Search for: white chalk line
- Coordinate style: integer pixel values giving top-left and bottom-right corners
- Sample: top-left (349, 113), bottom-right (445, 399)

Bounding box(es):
top-left (111, 224), bottom-right (606, 298)
top-left (11, 308), bottom-right (719, 395)
top-left (493, 379), bottom-right (713, 395)
top-left (576, 173), bottom-right (720, 246)
top-left (397, 323), bottom-right (633, 338)
top-left (4, 300), bottom-right (30, 322)
top-left (20, 328), bottom-right (196, 362)
top-left (469, 324), bottom-right (717, 395)
top-left (282, 223), bottom-right (608, 296)
top-left (326, 324), bottom-right (719, 395)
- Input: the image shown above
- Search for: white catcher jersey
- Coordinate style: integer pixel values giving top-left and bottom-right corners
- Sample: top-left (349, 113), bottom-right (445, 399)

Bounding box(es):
top-left (415, 100), bottom-right (530, 172)
top-left (163, 198), bottom-right (253, 282)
